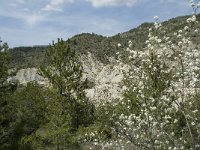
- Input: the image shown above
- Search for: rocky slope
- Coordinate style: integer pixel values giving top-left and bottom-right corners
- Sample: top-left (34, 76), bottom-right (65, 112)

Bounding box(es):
top-left (9, 52), bottom-right (128, 104)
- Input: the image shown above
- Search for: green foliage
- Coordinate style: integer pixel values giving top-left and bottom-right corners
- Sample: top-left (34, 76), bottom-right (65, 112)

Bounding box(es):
top-left (0, 43), bottom-right (19, 150)
top-left (0, 43), bottom-right (9, 88)
top-left (1, 12), bottom-right (200, 150)
top-left (40, 38), bottom-right (95, 149)
top-left (30, 92), bottom-right (80, 150)
top-left (41, 39), bottom-right (83, 96)
top-left (1, 38), bottom-right (96, 150)
top-left (5, 83), bottom-right (48, 150)
top-left (9, 46), bottom-right (46, 68)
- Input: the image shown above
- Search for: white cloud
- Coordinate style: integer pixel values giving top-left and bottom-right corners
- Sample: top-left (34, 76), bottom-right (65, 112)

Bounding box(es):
top-left (25, 14), bottom-right (45, 26)
top-left (0, 6), bottom-right (45, 26)
top-left (86, 0), bottom-right (138, 7)
top-left (42, 0), bottom-right (74, 11)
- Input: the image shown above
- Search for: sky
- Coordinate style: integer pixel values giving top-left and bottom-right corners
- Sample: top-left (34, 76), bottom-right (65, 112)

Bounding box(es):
top-left (0, 0), bottom-right (195, 47)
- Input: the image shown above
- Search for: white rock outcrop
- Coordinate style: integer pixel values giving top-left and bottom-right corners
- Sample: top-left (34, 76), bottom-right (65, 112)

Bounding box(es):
top-left (10, 53), bottom-right (128, 104)
top-left (8, 68), bottom-right (48, 86)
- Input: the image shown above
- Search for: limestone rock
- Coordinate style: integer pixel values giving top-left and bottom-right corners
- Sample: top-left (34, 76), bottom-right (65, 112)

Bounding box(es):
top-left (10, 53), bottom-right (128, 104)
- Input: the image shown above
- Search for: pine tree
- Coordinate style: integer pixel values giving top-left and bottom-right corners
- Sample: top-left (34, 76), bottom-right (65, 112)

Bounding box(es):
top-left (0, 42), bottom-right (9, 91)
top-left (40, 38), bottom-right (94, 149)
top-left (0, 42), bottom-right (17, 149)
top-left (9, 83), bottom-right (48, 150)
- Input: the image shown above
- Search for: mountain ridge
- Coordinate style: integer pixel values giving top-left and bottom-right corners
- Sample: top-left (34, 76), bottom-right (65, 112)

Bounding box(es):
top-left (9, 13), bottom-right (200, 69)
top-left (8, 13), bottom-right (200, 104)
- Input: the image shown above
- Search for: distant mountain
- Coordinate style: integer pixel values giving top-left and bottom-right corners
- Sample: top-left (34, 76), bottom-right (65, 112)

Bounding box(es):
top-left (9, 14), bottom-right (200, 69)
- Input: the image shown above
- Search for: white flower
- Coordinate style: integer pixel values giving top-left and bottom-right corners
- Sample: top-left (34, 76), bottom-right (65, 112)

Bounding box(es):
top-left (122, 86), bottom-right (127, 91)
top-left (163, 47), bottom-right (167, 50)
top-left (191, 15), bottom-right (196, 22)
top-left (178, 30), bottom-right (183, 33)
top-left (128, 40), bottom-right (133, 47)
top-left (147, 43), bottom-right (152, 48)
top-left (154, 22), bottom-right (161, 29)
top-left (184, 26), bottom-right (189, 30)
top-left (155, 140), bottom-right (159, 144)
top-left (154, 16), bottom-right (159, 21)
top-left (193, 110), bottom-right (198, 113)
top-left (187, 17), bottom-right (193, 23)
top-left (117, 43), bottom-right (121, 47)
top-left (187, 15), bottom-right (196, 23)
top-left (157, 39), bottom-right (162, 43)
top-left (165, 37), bottom-right (170, 41)
top-left (178, 41), bottom-right (182, 46)
top-left (174, 119), bottom-right (178, 123)
top-left (177, 34), bottom-right (182, 38)
top-left (126, 47), bottom-right (130, 51)
top-left (151, 106), bottom-right (156, 110)
top-left (145, 40), bottom-right (149, 44)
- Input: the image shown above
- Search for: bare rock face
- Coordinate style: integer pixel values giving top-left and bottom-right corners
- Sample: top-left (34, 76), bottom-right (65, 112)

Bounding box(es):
top-left (82, 53), bottom-right (128, 104)
top-left (10, 53), bottom-right (128, 104)
top-left (8, 68), bottom-right (48, 86)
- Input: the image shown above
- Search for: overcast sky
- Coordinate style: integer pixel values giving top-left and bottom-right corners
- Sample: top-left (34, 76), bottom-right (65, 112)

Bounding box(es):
top-left (0, 0), bottom-right (195, 47)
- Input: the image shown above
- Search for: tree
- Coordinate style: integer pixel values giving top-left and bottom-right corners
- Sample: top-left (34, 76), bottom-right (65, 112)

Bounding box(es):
top-left (0, 42), bottom-right (17, 149)
top-left (0, 42), bottom-right (9, 94)
top-left (40, 38), bottom-right (94, 149)
top-left (8, 83), bottom-right (48, 150)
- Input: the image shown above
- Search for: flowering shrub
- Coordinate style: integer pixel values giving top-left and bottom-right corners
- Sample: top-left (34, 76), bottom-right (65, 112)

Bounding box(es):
top-left (84, 1), bottom-right (200, 149)
top-left (114, 13), bottom-right (200, 149)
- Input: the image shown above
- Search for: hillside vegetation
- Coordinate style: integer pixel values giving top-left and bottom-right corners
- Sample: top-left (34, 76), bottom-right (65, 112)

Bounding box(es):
top-left (10, 14), bottom-right (200, 68)
top-left (1, 4), bottom-right (200, 149)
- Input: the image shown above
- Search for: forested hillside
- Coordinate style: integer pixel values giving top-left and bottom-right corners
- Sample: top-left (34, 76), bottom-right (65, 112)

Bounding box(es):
top-left (1, 1), bottom-right (200, 149)
top-left (9, 14), bottom-right (200, 68)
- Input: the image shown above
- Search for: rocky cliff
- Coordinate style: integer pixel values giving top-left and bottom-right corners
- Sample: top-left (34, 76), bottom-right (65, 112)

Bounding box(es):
top-left (9, 52), bottom-right (128, 105)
